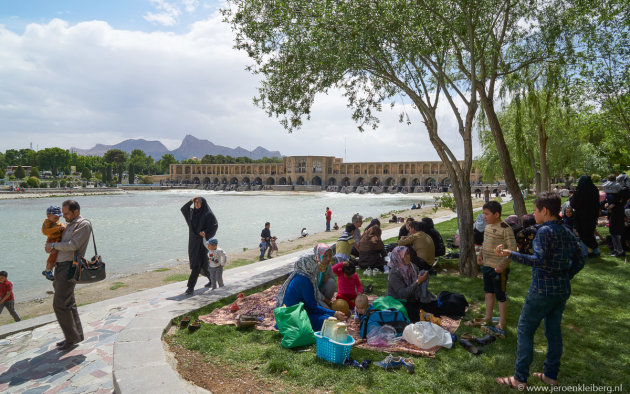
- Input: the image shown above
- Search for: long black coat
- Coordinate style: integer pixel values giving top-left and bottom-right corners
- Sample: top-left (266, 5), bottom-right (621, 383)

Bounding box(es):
top-left (570, 176), bottom-right (599, 249)
top-left (610, 189), bottom-right (630, 236)
top-left (181, 198), bottom-right (218, 269)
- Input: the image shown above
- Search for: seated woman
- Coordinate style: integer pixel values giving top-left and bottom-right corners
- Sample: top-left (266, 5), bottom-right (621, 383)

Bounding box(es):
top-left (358, 219), bottom-right (386, 270)
top-left (276, 244), bottom-right (345, 331)
top-left (334, 223), bottom-right (356, 263)
top-left (386, 246), bottom-right (438, 322)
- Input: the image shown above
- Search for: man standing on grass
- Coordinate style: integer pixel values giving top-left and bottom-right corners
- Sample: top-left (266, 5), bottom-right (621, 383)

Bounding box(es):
top-left (44, 199), bottom-right (91, 351)
top-left (325, 207), bottom-right (332, 232)
top-left (494, 192), bottom-right (584, 390)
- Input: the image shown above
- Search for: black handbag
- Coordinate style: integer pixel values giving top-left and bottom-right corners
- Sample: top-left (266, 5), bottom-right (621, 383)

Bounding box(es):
top-left (70, 222), bottom-right (106, 283)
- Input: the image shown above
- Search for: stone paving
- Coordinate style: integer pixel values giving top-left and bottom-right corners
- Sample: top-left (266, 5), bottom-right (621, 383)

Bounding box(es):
top-left (0, 212), bottom-right (459, 393)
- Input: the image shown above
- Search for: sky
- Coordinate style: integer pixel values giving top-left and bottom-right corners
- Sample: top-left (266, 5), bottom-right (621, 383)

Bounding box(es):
top-left (0, 0), bottom-right (479, 162)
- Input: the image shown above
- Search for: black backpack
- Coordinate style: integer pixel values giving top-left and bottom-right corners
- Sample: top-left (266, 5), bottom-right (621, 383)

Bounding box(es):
top-left (437, 291), bottom-right (469, 319)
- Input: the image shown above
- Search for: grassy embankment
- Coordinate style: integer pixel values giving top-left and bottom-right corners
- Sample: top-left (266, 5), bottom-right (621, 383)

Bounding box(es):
top-left (167, 198), bottom-right (629, 393)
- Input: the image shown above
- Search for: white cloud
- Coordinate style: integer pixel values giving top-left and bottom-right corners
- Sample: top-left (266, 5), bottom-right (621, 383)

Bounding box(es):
top-left (0, 12), bottom-right (477, 162)
top-left (182, 0), bottom-right (200, 13)
top-left (144, 0), bottom-right (181, 26)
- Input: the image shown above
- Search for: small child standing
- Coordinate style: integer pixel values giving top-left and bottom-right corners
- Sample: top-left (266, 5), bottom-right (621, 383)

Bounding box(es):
top-left (205, 238), bottom-right (227, 290)
top-left (41, 206), bottom-right (65, 281)
top-left (477, 201), bottom-right (516, 338)
top-left (0, 270), bottom-right (21, 322)
top-left (332, 261), bottom-right (363, 309)
top-left (270, 236), bottom-right (279, 257)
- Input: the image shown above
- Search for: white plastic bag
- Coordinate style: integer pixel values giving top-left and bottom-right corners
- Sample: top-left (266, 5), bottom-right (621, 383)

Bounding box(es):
top-left (402, 321), bottom-right (453, 349)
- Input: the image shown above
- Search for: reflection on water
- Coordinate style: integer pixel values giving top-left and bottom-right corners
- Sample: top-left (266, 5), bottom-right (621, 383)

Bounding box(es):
top-left (0, 190), bottom-right (431, 300)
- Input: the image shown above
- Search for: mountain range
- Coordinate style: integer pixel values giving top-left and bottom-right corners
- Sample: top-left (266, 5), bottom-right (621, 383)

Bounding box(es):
top-left (70, 135), bottom-right (282, 161)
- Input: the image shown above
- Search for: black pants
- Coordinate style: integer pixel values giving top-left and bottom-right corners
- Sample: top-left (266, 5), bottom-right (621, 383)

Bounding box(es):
top-left (187, 261), bottom-right (210, 290)
top-left (53, 261), bottom-right (84, 343)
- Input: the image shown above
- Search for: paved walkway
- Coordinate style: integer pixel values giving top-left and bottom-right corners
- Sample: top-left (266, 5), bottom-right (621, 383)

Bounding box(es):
top-left (0, 212), bottom-right (459, 393)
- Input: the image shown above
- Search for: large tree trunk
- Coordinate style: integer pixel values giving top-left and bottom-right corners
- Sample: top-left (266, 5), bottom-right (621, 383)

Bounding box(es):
top-left (450, 174), bottom-right (477, 277)
top-left (527, 148), bottom-right (541, 195)
top-left (538, 124), bottom-right (550, 192)
top-left (478, 92), bottom-right (527, 217)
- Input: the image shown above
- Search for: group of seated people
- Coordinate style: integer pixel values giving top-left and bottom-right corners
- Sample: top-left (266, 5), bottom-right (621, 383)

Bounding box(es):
top-left (275, 216), bottom-right (447, 330)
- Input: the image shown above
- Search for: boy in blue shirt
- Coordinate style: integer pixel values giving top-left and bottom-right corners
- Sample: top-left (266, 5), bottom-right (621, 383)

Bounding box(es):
top-left (494, 192), bottom-right (584, 390)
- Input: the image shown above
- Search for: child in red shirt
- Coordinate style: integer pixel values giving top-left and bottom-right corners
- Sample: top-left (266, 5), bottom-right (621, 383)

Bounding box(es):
top-left (0, 270), bottom-right (21, 322)
top-left (332, 261), bottom-right (363, 309)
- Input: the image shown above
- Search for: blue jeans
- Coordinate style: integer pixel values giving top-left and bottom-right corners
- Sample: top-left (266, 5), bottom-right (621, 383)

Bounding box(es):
top-left (514, 292), bottom-right (569, 383)
top-left (326, 220), bottom-right (330, 231)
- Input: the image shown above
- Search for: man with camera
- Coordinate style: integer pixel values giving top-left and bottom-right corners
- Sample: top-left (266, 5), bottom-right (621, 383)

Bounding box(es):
top-left (45, 199), bottom-right (92, 351)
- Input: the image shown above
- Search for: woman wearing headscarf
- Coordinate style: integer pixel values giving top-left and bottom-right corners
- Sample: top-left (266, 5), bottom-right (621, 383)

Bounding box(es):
top-left (276, 244), bottom-right (345, 331)
top-left (386, 246), bottom-right (437, 321)
top-left (570, 175), bottom-right (600, 256)
top-left (473, 213), bottom-right (486, 246)
top-left (181, 196), bottom-right (218, 295)
top-left (358, 219), bottom-right (386, 270)
top-left (609, 174), bottom-right (630, 257)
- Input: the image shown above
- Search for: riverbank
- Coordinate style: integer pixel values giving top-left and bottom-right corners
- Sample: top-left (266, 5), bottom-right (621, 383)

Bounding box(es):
top-left (0, 200), bottom-right (483, 325)
top-left (0, 189), bottom-right (126, 199)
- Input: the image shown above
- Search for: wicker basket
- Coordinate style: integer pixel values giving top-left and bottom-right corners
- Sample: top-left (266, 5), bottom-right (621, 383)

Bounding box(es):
top-left (314, 331), bottom-right (355, 364)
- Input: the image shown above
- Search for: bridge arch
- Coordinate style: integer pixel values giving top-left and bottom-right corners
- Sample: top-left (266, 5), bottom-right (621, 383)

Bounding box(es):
top-left (242, 176), bottom-right (251, 184)
top-left (355, 177), bottom-right (365, 186)
top-left (203, 177), bottom-right (211, 185)
top-left (327, 177), bottom-right (336, 186)
top-left (265, 177), bottom-right (275, 185)
top-left (369, 177), bottom-right (380, 186)
top-left (425, 177), bottom-right (436, 186)
top-left (399, 178), bottom-right (407, 186)
top-left (230, 177), bottom-right (238, 184)
top-left (341, 177), bottom-right (350, 186)
top-left (296, 176), bottom-right (305, 185)
top-left (312, 176), bottom-right (322, 186)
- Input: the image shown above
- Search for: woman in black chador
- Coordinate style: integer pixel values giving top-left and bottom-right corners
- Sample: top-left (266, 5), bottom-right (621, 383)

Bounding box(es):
top-left (181, 196), bottom-right (218, 295)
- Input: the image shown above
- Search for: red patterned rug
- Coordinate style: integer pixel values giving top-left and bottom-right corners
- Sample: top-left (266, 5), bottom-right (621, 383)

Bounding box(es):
top-left (198, 285), bottom-right (460, 357)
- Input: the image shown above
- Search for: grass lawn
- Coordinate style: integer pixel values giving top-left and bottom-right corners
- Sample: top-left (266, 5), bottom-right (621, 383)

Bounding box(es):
top-left (167, 198), bottom-right (629, 393)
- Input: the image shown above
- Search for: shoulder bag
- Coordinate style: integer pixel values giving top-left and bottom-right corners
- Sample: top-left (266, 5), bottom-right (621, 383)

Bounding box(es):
top-left (70, 221), bottom-right (106, 283)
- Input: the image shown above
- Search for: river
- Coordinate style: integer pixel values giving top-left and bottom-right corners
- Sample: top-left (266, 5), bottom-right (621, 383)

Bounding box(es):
top-left (0, 190), bottom-right (432, 300)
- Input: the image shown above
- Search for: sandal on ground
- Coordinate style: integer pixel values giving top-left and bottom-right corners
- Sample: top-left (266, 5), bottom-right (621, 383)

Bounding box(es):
top-left (495, 376), bottom-right (527, 390)
top-left (459, 339), bottom-right (482, 356)
top-left (460, 332), bottom-right (475, 341)
top-left (474, 334), bottom-right (496, 346)
top-left (533, 372), bottom-right (557, 386)
top-left (464, 317), bottom-right (486, 327)
top-left (179, 315), bottom-right (191, 328)
top-left (188, 319), bottom-right (202, 333)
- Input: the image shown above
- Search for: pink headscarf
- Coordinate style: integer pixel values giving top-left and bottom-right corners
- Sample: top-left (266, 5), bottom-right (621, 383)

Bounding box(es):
top-left (388, 246), bottom-right (417, 286)
top-left (314, 243), bottom-right (331, 263)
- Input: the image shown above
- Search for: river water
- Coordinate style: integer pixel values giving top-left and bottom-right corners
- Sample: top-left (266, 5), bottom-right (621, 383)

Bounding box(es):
top-left (0, 190), bottom-right (431, 300)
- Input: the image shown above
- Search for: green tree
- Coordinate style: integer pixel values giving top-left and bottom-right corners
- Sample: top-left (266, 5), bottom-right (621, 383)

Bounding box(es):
top-left (82, 167), bottom-right (92, 180)
top-left (0, 168), bottom-right (4, 179)
top-left (180, 158), bottom-right (200, 164)
top-left (103, 149), bottom-right (127, 184)
top-left (157, 154), bottom-right (178, 174)
top-left (26, 176), bottom-right (39, 188)
top-left (29, 166), bottom-right (40, 178)
top-left (37, 147), bottom-right (70, 176)
top-left (14, 165), bottom-right (26, 179)
top-left (201, 154), bottom-right (216, 164)
top-left (225, 0), bottom-right (485, 275)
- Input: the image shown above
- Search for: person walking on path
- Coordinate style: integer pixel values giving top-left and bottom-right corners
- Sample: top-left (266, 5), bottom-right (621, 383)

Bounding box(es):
top-left (44, 199), bottom-right (91, 351)
top-left (0, 270), bottom-right (21, 322)
top-left (260, 222), bottom-right (272, 260)
top-left (205, 238), bottom-right (227, 290)
top-left (569, 175), bottom-right (600, 257)
top-left (181, 196), bottom-right (218, 295)
top-left (325, 207), bottom-right (332, 232)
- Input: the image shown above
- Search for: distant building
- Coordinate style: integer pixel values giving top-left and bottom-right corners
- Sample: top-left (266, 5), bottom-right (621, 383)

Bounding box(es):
top-left (167, 156), bottom-right (482, 189)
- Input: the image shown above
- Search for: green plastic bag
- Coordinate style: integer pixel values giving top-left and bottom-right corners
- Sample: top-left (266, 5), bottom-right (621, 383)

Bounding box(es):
top-left (274, 302), bottom-right (316, 349)
top-left (372, 296), bottom-right (410, 321)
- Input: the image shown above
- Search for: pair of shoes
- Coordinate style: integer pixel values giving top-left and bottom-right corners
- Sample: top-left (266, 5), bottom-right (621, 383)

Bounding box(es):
top-left (188, 319), bottom-right (202, 333)
top-left (474, 334), bottom-right (496, 346)
top-left (180, 315), bottom-right (191, 328)
top-left (259, 257), bottom-right (265, 261)
top-left (58, 340), bottom-right (81, 351)
top-left (615, 252), bottom-right (626, 258)
top-left (459, 338), bottom-right (483, 355)
top-left (184, 288), bottom-right (194, 295)
top-left (204, 281), bottom-right (213, 288)
top-left (42, 270), bottom-right (54, 281)
top-left (374, 354), bottom-right (401, 370)
top-left (237, 314), bottom-right (258, 328)
top-left (343, 358), bottom-right (371, 370)
top-left (464, 317), bottom-right (486, 327)
top-left (481, 325), bottom-right (506, 339)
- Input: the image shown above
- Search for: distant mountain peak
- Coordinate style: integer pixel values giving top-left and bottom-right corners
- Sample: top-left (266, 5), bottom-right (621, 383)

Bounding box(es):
top-left (71, 135), bottom-right (282, 161)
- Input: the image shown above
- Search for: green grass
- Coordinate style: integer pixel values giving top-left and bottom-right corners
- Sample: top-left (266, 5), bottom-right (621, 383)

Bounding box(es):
top-left (163, 274), bottom-right (190, 283)
top-left (109, 281), bottom-right (127, 290)
top-left (227, 258), bottom-right (255, 269)
top-left (168, 201), bottom-right (630, 392)
top-left (154, 268), bottom-right (170, 272)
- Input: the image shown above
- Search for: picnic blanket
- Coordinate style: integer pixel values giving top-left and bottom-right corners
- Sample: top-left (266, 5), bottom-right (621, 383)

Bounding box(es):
top-left (198, 285), bottom-right (282, 331)
top-left (198, 285), bottom-right (460, 357)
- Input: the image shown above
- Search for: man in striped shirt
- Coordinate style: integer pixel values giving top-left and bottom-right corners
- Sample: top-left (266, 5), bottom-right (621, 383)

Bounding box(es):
top-left (477, 200), bottom-right (516, 339)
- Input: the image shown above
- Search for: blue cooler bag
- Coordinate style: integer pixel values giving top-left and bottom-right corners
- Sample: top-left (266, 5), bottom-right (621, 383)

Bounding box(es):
top-left (360, 307), bottom-right (410, 338)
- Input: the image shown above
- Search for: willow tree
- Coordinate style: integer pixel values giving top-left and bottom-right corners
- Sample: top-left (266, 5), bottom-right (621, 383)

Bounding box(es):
top-left (225, 0), bottom-right (485, 275)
